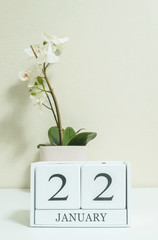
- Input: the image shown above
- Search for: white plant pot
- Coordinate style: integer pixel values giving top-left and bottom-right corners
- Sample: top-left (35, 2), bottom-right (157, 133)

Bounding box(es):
top-left (40, 146), bottom-right (87, 162)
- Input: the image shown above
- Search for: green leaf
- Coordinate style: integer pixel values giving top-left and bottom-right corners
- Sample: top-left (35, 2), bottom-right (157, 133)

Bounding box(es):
top-left (37, 76), bottom-right (43, 85)
top-left (48, 126), bottom-right (60, 146)
top-left (43, 41), bottom-right (47, 45)
top-left (63, 127), bottom-right (76, 145)
top-left (67, 132), bottom-right (97, 146)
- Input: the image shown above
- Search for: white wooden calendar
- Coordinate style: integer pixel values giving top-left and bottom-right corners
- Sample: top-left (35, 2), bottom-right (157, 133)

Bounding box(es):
top-left (30, 161), bottom-right (130, 227)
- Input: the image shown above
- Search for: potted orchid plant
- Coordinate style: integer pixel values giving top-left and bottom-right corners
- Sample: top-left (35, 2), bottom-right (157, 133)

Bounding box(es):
top-left (18, 33), bottom-right (97, 161)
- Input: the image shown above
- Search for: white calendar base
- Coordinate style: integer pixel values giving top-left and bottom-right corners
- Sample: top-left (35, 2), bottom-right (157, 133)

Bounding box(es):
top-left (35, 209), bottom-right (127, 227)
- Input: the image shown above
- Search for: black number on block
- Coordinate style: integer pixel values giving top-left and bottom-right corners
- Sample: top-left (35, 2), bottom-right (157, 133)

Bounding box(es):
top-left (48, 174), bottom-right (68, 201)
top-left (93, 173), bottom-right (114, 201)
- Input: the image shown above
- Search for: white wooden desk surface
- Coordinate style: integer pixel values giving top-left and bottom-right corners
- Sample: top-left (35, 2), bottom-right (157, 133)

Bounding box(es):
top-left (0, 188), bottom-right (158, 240)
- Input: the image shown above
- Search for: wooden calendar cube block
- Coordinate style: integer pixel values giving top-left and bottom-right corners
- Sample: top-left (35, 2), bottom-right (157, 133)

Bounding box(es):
top-left (36, 164), bottom-right (80, 209)
top-left (81, 163), bottom-right (126, 209)
top-left (30, 161), bottom-right (130, 227)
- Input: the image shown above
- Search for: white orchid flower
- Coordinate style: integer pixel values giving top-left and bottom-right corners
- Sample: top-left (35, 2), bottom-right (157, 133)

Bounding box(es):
top-left (24, 44), bottom-right (43, 57)
top-left (18, 70), bottom-right (31, 81)
top-left (36, 43), bottom-right (59, 64)
top-left (42, 32), bottom-right (69, 56)
top-left (42, 32), bottom-right (69, 45)
top-left (24, 43), bottom-right (59, 64)
top-left (30, 92), bottom-right (46, 108)
top-left (18, 64), bottom-right (42, 87)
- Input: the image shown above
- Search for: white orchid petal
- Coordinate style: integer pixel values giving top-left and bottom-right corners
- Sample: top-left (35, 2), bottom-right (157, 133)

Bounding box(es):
top-left (42, 32), bottom-right (69, 45)
top-left (24, 48), bottom-right (34, 57)
top-left (47, 52), bottom-right (59, 63)
top-left (46, 43), bottom-right (59, 63)
top-left (53, 37), bottom-right (69, 45)
top-left (37, 54), bottom-right (47, 64)
top-left (42, 32), bottom-right (53, 42)
top-left (30, 64), bottom-right (42, 77)
top-left (28, 78), bottom-right (35, 88)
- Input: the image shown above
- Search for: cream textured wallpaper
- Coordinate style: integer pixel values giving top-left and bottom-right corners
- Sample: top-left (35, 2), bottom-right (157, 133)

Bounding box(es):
top-left (0, 0), bottom-right (158, 188)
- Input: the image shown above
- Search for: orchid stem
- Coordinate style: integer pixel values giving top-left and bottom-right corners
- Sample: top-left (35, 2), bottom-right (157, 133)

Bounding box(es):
top-left (42, 103), bottom-right (51, 110)
top-left (30, 45), bottom-right (63, 145)
top-left (45, 92), bottom-right (58, 126)
top-left (43, 69), bottom-right (63, 145)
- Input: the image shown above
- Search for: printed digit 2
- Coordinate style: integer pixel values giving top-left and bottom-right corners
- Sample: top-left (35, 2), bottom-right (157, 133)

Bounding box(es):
top-left (48, 174), bottom-right (68, 201)
top-left (93, 173), bottom-right (114, 201)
